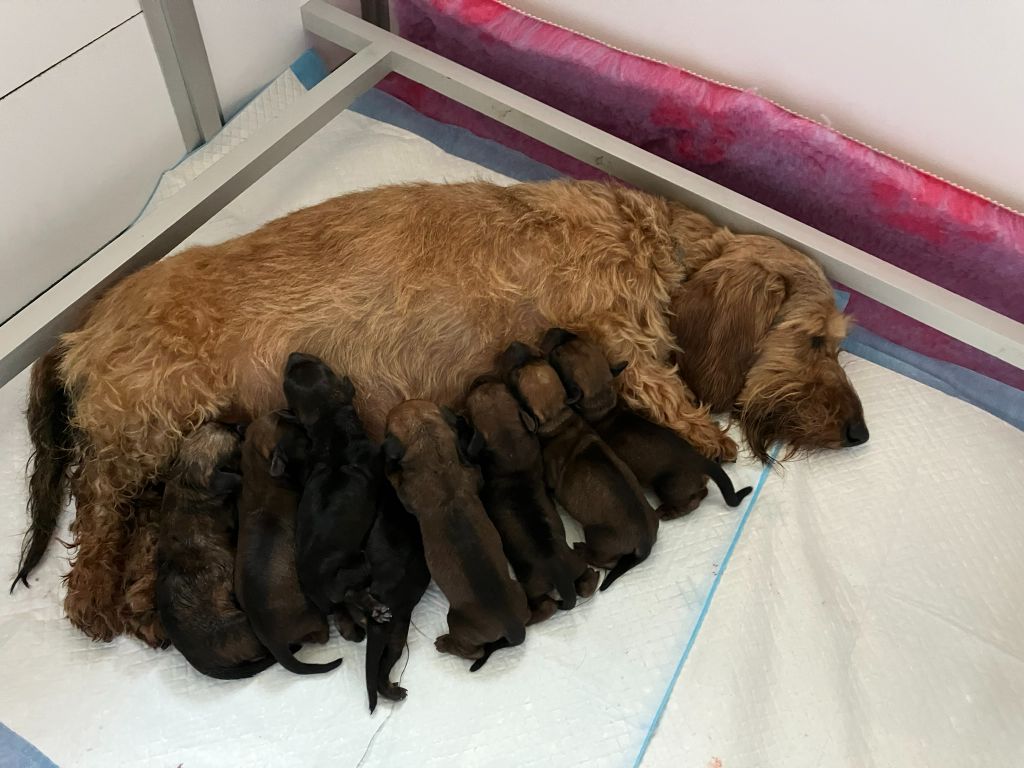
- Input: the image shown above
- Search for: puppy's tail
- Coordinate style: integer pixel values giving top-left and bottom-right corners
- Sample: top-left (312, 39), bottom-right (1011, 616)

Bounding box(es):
top-left (12, 347), bottom-right (74, 593)
top-left (200, 656), bottom-right (277, 680)
top-left (469, 622), bottom-right (526, 673)
top-left (268, 641), bottom-right (342, 676)
top-left (599, 549), bottom-right (651, 592)
top-left (365, 620), bottom-right (389, 713)
top-left (701, 457), bottom-right (753, 508)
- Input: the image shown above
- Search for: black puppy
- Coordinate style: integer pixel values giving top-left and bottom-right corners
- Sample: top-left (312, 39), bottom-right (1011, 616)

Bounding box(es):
top-left (363, 483), bottom-right (430, 713)
top-left (282, 352), bottom-right (387, 621)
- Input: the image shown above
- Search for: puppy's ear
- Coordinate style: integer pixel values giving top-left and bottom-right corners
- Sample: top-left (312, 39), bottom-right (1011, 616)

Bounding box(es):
top-left (382, 434), bottom-right (406, 464)
top-left (466, 429), bottom-right (486, 459)
top-left (518, 408), bottom-right (539, 434)
top-left (540, 327), bottom-right (577, 355)
top-left (610, 360), bottom-right (629, 377)
top-left (209, 469), bottom-right (242, 496)
top-left (564, 383), bottom-right (583, 407)
top-left (337, 375), bottom-right (356, 403)
top-left (274, 408), bottom-right (300, 424)
top-left (499, 342), bottom-right (535, 376)
top-left (269, 447), bottom-right (288, 479)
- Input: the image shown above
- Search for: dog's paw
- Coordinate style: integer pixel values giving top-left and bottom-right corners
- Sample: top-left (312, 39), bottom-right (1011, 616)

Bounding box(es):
top-left (371, 604), bottom-right (392, 623)
top-left (574, 567), bottom-right (600, 598)
top-left (380, 683), bottom-right (407, 702)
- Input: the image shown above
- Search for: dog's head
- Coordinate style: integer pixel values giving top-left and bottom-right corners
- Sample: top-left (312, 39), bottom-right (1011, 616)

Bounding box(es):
top-left (670, 234), bottom-right (867, 462)
top-left (541, 328), bottom-right (627, 423)
top-left (500, 343), bottom-right (573, 437)
top-left (463, 379), bottom-right (539, 469)
top-left (242, 410), bottom-right (310, 487)
top-left (172, 422), bottom-right (242, 497)
top-left (282, 351), bottom-right (356, 428)
top-left (383, 400), bottom-right (479, 501)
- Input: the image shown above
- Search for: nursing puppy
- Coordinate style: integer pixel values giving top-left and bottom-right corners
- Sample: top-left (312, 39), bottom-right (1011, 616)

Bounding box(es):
top-left (384, 400), bottom-right (530, 671)
top-left (156, 423), bottom-right (274, 679)
top-left (463, 378), bottom-right (598, 620)
top-left (282, 352), bottom-right (385, 620)
top-left (543, 329), bottom-right (753, 518)
top-left (363, 483), bottom-right (430, 712)
top-left (502, 343), bottom-right (658, 591)
top-left (235, 412), bottom-right (342, 675)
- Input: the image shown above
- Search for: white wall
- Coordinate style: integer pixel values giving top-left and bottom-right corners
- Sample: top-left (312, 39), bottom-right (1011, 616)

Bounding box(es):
top-left (0, 5), bottom-right (185, 322)
top-left (510, 0), bottom-right (1024, 211)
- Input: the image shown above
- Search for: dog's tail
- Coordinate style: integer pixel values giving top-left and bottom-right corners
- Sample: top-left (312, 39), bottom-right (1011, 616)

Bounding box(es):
top-left (599, 546), bottom-right (653, 592)
top-left (701, 457), bottom-right (753, 508)
top-left (469, 622), bottom-right (526, 673)
top-left (199, 656), bottom-right (277, 680)
top-left (11, 348), bottom-right (74, 593)
top-left (365, 620), bottom-right (389, 713)
top-left (267, 640), bottom-right (342, 676)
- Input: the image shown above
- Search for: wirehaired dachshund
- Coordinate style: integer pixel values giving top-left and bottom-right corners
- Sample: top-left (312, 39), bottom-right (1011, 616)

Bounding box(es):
top-left (156, 422), bottom-right (274, 679)
top-left (282, 352), bottom-right (388, 623)
top-left (462, 378), bottom-right (598, 621)
top-left (501, 342), bottom-right (658, 591)
top-left (235, 411), bottom-right (342, 675)
top-left (542, 329), bottom-right (752, 518)
top-left (383, 399), bottom-right (530, 671)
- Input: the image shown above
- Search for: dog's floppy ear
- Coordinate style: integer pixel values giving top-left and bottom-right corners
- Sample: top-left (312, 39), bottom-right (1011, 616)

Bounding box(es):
top-left (274, 408), bottom-right (300, 424)
top-left (209, 469), bottom-right (242, 496)
top-left (670, 257), bottom-right (788, 410)
top-left (337, 375), bottom-right (356, 403)
top-left (269, 447), bottom-right (288, 479)
top-left (610, 360), bottom-right (629, 377)
top-left (518, 408), bottom-right (538, 434)
top-left (564, 383), bottom-right (583, 407)
top-left (499, 342), bottom-right (535, 376)
top-left (540, 327), bottom-right (577, 355)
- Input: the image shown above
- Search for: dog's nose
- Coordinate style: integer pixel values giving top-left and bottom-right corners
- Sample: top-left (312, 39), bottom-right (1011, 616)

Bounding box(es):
top-left (843, 418), bottom-right (869, 447)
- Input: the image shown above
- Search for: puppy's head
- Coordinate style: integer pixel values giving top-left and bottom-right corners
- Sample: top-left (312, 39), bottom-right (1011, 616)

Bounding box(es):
top-left (500, 343), bottom-right (572, 437)
top-left (464, 379), bottom-right (538, 468)
top-left (172, 422), bottom-right (242, 497)
top-left (282, 351), bottom-right (356, 428)
top-left (383, 400), bottom-right (476, 494)
top-left (542, 328), bottom-right (627, 422)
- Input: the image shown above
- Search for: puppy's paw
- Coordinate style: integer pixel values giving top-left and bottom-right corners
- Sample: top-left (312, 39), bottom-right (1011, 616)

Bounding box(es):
top-left (371, 604), bottom-right (392, 624)
top-left (379, 683), bottom-right (407, 702)
top-left (575, 568), bottom-right (600, 598)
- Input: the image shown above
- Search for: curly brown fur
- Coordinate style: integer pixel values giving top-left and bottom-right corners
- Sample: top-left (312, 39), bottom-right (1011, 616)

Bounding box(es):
top-left (235, 412), bottom-right (341, 676)
top-left (121, 483), bottom-right (168, 648)
top-left (463, 379), bottom-right (597, 616)
top-left (384, 400), bottom-right (530, 670)
top-left (156, 423), bottom-right (275, 679)
top-left (39, 179), bottom-right (863, 639)
top-left (502, 346), bottom-right (658, 591)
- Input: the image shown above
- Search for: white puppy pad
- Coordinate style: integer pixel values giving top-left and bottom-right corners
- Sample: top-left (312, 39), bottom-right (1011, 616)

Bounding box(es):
top-left (642, 355), bottom-right (1024, 768)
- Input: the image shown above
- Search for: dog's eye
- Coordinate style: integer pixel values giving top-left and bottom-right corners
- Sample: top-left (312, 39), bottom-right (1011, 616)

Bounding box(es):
top-left (811, 335), bottom-right (825, 350)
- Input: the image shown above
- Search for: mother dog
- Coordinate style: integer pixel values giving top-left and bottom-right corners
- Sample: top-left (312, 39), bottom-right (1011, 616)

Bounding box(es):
top-left (13, 179), bottom-right (866, 643)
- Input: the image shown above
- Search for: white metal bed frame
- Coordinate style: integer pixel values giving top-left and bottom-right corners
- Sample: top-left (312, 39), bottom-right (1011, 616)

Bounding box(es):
top-left (0, 0), bottom-right (1021, 387)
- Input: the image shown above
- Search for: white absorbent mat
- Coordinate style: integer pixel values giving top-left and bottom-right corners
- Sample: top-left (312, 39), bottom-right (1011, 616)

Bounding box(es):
top-left (642, 355), bottom-right (1024, 768)
top-left (0, 72), bottom-right (764, 767)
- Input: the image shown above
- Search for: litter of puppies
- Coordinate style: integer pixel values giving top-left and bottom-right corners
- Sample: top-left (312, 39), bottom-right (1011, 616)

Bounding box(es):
top-left (155, 329), bottom-right (753, 712)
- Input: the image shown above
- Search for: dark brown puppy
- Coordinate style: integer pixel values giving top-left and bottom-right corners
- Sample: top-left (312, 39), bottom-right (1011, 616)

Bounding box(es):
top-left (502, 343), bottom-right (658, 591)
top-left (156, 423), bottom-right (274, 679)
top-left (543, 329), bottom-right (753, 518)
top-left (463, 378), bottom-right (598, 621)
top-left (235, 412), bottom-right (342, 675)
top-left (282, 352), bottom-right (386, 621)
top-left (363, 483), bottom-right (430, 712)
top-left (383, 400), bottom-right (530, 671)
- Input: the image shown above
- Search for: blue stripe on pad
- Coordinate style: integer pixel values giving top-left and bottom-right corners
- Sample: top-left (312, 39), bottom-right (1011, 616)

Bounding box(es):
top-left (0, 723), bottom-right (58, 768)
